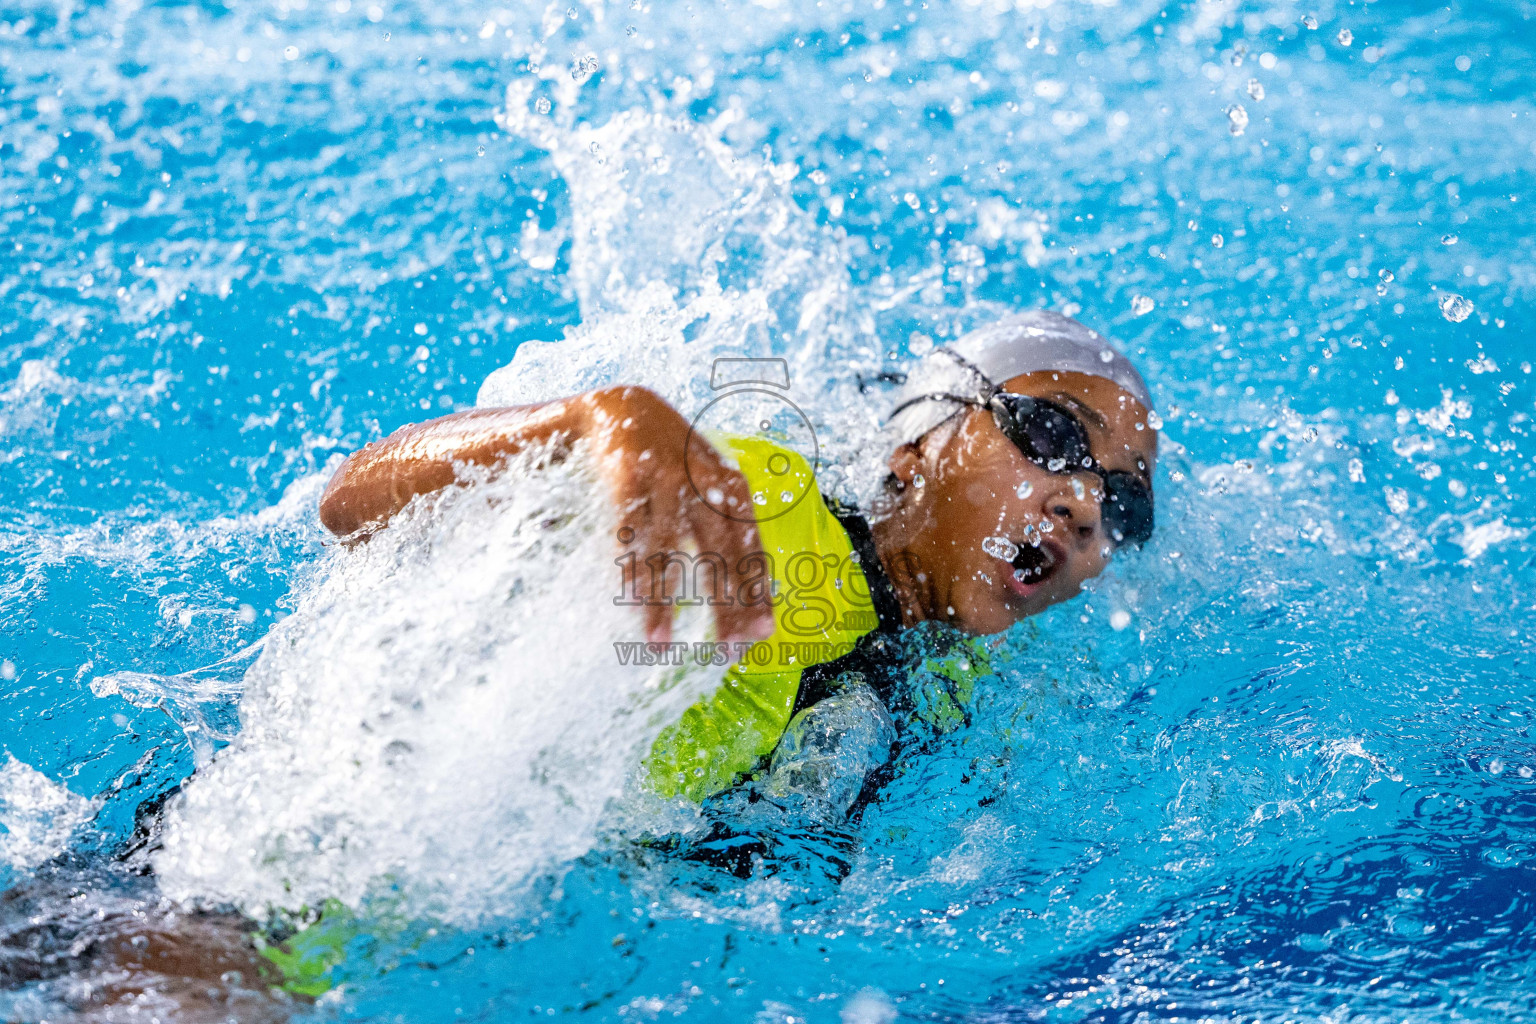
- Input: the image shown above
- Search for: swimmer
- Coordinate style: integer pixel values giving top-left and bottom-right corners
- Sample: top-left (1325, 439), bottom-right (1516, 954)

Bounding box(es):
top-left (17, 310), bottom-right (1156, 1012)
top-left (319, 308), bottom-right (1157, 812)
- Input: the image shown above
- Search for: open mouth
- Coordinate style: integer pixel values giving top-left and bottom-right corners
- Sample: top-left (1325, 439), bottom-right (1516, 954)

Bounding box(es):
top-left (1009, 541), bottom-right (1061, 588)
top-left (982, 534), bottom-right (1064, 597)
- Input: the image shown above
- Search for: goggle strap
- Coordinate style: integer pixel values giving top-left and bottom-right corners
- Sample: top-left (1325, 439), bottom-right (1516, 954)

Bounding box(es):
top-left (886, 349), bottom-right (1003, 423)
top-left (936, 349), bottom-right (1002, 404)
top-left (887, 391), bottom-right (988, 420)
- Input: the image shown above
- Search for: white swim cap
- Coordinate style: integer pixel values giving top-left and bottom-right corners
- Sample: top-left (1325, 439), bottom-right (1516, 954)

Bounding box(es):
top-left (888, 309), bottom-right (1153, 444)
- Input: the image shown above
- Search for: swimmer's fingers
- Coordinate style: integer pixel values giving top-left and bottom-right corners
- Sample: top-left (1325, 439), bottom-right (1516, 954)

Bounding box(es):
top-left (589, 386), bottom-right (769, 647)
top-left (682, 461), bottom-right (776, 647)
top-left (612, 480), bottom-right (685, 646)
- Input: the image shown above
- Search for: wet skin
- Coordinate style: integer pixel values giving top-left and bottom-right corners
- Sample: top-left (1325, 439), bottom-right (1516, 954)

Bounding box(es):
top-left (319, 385), bottom-right (776, 646)
top-left (870, 370), bottom-right (1158, 635)
top-left (319, 369), bottom-right (1157, 643)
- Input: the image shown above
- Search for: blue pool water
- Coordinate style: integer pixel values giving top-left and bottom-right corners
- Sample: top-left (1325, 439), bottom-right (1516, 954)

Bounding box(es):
top-left (4, 0), bottom-right (1536, 1019)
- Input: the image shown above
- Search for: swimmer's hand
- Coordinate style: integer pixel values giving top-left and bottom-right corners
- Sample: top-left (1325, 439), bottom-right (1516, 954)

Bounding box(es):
top-left (318, 386), bottom-right (776, 648)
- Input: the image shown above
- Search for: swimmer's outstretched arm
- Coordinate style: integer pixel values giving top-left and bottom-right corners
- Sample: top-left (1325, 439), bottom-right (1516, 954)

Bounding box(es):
top-left (318, 385), bottom-right (775, 645)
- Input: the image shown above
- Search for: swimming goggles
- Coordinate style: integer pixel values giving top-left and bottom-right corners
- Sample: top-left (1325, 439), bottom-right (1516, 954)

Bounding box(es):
top-left (889, 352), bottom-right (1155, 546)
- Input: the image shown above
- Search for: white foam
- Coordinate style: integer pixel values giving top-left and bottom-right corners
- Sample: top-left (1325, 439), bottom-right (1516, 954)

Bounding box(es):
top-left (152, 451), bottom-right (722, 924)
top-left (484, 89), bottom-right (893, 509)
top-left (0, 757), bottom-right (94, 873)
top-left (1455, 515), bottom-right (1527, 561)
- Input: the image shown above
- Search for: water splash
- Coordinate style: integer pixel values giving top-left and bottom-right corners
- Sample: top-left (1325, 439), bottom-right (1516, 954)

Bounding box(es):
top-left (1226, 104), bottom-right (1250, 136)
top-left (981, 536), bottom-right (1020, 561)
top-left (152, 451), bottom-right (721, 923)
top-left (1439, 293), bottom-right (1474, 323)
top-left (0, 759), bottom-right (93, 876)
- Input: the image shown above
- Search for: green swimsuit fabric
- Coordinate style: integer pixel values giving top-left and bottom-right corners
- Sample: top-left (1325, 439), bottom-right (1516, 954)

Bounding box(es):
top-left (643, 434), bottom-right (884, 801)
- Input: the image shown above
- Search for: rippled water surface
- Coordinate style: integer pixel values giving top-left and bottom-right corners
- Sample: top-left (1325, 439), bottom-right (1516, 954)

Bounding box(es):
top-left (4, 0), bottom-right (1536, 1020)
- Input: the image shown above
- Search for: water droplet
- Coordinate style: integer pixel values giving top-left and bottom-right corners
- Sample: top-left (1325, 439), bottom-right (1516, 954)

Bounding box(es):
top-left (1039, 519), bottom-right (1055, 533)
top-left (981, 536), bottom-right (1019, 561)
top-left (1439, 293), bottom-right (1473, 323)
top-left (1211, 233), bottom-right (1224, 248)
top-left (1016, 480), bottom-right (1034, 498)
top-left (283, 45), bottom-right (300, 60)
top-left (534, 97), bottom-right (552, 114)
top-left (1099, 348), bottom-right (1115, 363)
top-left (1246, 78), bottom-right (1265, 101)
top-left (1130, 294), bottom-right (1154, 316)
top-left (1489, 758), bottom-right (1505, 775)
top-left (1302, 14), bottom-right (1318, 29)
top-left (1441, 233), bottom-right (1458, 245)
top-left (779, 490), bottom-right (794, 503)
top-left (1226, 104), bottom-right (1249, 136)
top-left (1047, 457), bottom-right (1066, 472)
top-left (1145, 411), bottom-right (1163, 430)
top-left (1337, 28), bottom-right (1353, 46)
top-left (705, 487), bottom-right (724, 505)
top-left (476, 145), bottom-right (485, 157)
top-left (912, 473), bottom-right (925, 488)
top-left (1110, 609), bottom-right (1132, 631)
top-left (1070, 477), bottom-right (1086, 500)
top-left (752, 491), bottom-right (767, 506)
top-left (1379, 269), bottom-right (1395, 283)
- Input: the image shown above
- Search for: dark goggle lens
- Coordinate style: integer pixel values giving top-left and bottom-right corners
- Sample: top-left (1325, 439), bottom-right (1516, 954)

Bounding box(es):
top-left (995, 396), bottom-right (1092, 466)
top-left (1102, 471), bottom-right (1155, 546)
top-left (994, 394), bottom-right (1155, 548)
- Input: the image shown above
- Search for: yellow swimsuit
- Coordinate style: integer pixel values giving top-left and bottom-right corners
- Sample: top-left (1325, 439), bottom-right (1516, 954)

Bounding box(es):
top-left (644, 434), bottom-right (886, 801)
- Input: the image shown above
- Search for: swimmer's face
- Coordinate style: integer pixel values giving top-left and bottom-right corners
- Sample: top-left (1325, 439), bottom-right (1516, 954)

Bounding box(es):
top-left (891, 371), bottom-right (1157, 635)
